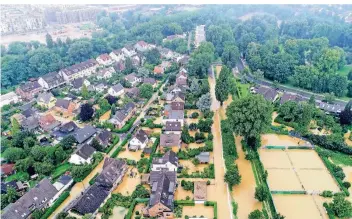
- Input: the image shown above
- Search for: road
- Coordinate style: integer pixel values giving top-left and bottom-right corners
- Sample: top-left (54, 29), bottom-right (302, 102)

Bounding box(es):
top-left (208, 65), bottom-right (233, 219)
top-left (236, 59), bottom-right (348, 108)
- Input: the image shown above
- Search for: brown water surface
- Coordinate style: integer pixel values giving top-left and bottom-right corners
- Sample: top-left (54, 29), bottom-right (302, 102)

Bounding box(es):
top-left (182, 205), bottom-right (214, 219)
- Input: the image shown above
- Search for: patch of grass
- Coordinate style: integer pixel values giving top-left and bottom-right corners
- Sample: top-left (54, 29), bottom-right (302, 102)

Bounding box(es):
top-left (337, 65), bottom-right (352, 77)
top-left (330, 151), bottom-right (352, 166)
top-left (5, 171), bottom-right (29, 182)
top-left (52, 163), bottom-right (72, 180)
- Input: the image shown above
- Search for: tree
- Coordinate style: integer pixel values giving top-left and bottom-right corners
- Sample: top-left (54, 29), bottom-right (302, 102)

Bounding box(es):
top-left (98, 98), bottom-right (111, 112)
top-left (81, 84), bottom-right (89, 99)
top-left (347, 82), bottom-right (352, 98)
top-left (190, 79), bottom-right (201, 95)
top-left (221, 43), bottom-right (240, 68)
top-left (137, 67), bottom-right (150, 78)
top-left (57, 212), bottom-right (69, 219)
top-left (224, 163), bottom-right (241, 188)
top-left (11, 118), bottom-right (20, 135)
top-left (196, 93), bottom-right (211, 113)
top-left (309, 95), bottom-right (316, 106)
top-left (46, 33), bottom-right (54, 48)
top-left (197, 118), bottom-right (213, 133)
top-left (329, 194), bottom-right (352, 218)
top-left (168, 74), bottom-right (176, 84)
top-left (340, 101), bottom-right (352, 125)
top-left (324, 92), bottom-right (335, 104)
top-left (6, 187), bottom-right (19, 203)
top-left (181, 125), bottom-right (193, 144)
top-left (215, 66), bottom-right (232, 105)
top-left (140, 84), bottom-right (154, 99)
top-left (34, 161), bottom-right (54, 175)
top-left (60, 135), bottom-right (76, 150)
top-left (145, 48), bottom-right (161, 65)
top-left (31, 146), bottom-right (47, 161)
top-left (15, 157), bottom-right (34, 172)
top-left (105, 95), bottom-right (118, 105)
top-left (253, 69), bottom-right (264, 80)
top-left (71, 164), bottom-right (92, 180)
top-left (91, 138), bottom-right (103, 151)
top-left (3, 147), bottom-right (26, 162)
top-left (80, 103), bottom-right (94, 121)
top-left (226, 95), bottom-right (273, 147)
top-left (255, 185), bottom-right (269, 201)
top-left (68, 40), bottom-right (94, 63)
top-left (248, 210), bottom-right (265, 219)
top-left (348, 70), bottom-right (352, 81)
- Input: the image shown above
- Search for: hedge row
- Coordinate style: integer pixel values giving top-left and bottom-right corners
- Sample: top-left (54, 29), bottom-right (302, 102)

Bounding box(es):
top-left (271, 191), bottom-right (306, 194)
top-left (89, 173), bottom-right (99, 185)
top-left (115, 117), bottom-right (137, 133)
top-left (304, 134), bottom-right (352, 155)
top-left (145, 136), bottom-right (160, 173)
top-left (204, 201), bottom-right (218, 219)
top-left (104, 136), bottom-right (120, 154)
top-left (174, 200), bottom-right (195, 206)
top-left (111, 134), bottom-right (132, 158)
top-left (41, 191), bottom-right (70, 219)
top-left (125, 198), bottom-right (149, 219)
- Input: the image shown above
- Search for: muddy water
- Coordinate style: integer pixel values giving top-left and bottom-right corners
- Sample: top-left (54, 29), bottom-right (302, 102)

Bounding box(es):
top-left (141, 127), bottom-right (162, 134)
top-left (49, 158), bottom-right (105, 219)
top-left (271, 112), bottom-right (294, 131)
top-left (186, 118), bottom-right (199, 124)
top-left (113, 167), bottom-right (140, 196)
top-left (132, 203), bottom-right (146, 219)
top-left (112, 206), bottom-right (128, 219)
top-left (182, 205), bottom-right (214, 219)
top-left (99, 110), bottom-right (111, 122)
top-left (342, 167), bottom-right (352, 202)
top-left (261, 134), bottom-right (311, 147)
top-left (174, 186), bottom-right (193, 200)
top-left (153, 116), bottom-right (162, 125)
top-left (215, 65), bottom-right (222, 78)
top-left (179, 160), bottom-right (208, 172)
top-left (181, 142), bottom-right (205, 150)
top-left (344, 131), bottom-right (352, 147)
top-left (219, 95), bottom-right (233, 119)
top-left (118, 148), bottom-right (142, 161)
top-left (207, 69), bottom-right (232, 219)
top-left (233, 136), bottom-right (262, 218)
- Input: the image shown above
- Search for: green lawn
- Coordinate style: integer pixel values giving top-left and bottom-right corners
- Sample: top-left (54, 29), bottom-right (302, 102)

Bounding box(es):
top-left (52, 163), bottom-right (72, 180)
top-left (5, 171), bottom-right (29, 182)
top-left (235, 80), bottom-right (251, 98)
top-left (337, 65), bottom-right (352, 77)
top-left (330, 151), bottom-right (352, 166)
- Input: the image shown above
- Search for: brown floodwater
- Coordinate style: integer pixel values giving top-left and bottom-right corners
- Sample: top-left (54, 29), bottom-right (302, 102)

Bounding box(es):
top-left (261, 134), bottom-right (311, 147)
top-left (233, 136), bottom-right (263, 218)
top-left (267, 169), bottom-right (304, 191)
top-left (132, 203), bottom-right (146, 219)
top-left (118, 147), bottom-right (143, 161)
top-left (99, 110), bottom-right (111, 122)
top-left (342, 167), bottom-right (352, 202)
top-left (182, 205), bottom-right (214, 219)
top-left (48, 158), bottom-right (105, 219)
top-left (179, 160), bottom-right (208, 173)
top-left (141, 127), bottom-right (162, 134)
top-left (344, 131), bottom-right (352, 147)
top-left (113, 167), bottom-right (140, 196)
top-left (187, 109), bottom-right (202, 117)
top-left (297, 169), bottom-right (340, 193)
top-left (272, 194), bottom-right (323, 219)
top-left (112, 206), bottom-right (128, 219)
top-left (174, 185), bottom-right (193, 200)
top-left (271, 112), bottom-right (294, 131)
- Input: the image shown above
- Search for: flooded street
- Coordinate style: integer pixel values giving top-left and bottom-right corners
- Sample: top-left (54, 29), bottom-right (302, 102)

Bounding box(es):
top-left (207, 67), bottom-right (232, 219)
top-left (49, 158), bottom-right (105, 219)
top-left (233, 136), bottom-right (262, 218)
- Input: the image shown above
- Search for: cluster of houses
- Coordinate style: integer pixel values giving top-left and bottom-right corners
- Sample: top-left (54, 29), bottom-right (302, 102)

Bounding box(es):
top-left (251, 85), bottom-right (346, 114)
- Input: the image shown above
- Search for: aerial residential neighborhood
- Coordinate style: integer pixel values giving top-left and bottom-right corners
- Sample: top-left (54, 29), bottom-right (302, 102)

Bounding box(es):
top-left (1, 3), bottom-right (352, 219)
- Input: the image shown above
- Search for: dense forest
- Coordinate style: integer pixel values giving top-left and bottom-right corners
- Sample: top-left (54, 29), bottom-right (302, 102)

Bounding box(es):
top-left (1, 5), bottom-right (352, 98)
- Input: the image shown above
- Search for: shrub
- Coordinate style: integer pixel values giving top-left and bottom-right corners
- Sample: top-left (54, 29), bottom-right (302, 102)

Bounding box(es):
top-left (343, 182), bottom-right (351, 189)
top-left (321, 190), bottom-right (334, 198)
top-left (190, 112), bottom-right (199, 118)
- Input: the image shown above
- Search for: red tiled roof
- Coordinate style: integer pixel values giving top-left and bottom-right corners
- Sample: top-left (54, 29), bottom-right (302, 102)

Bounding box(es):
top-left (98, 53), bottom-right (111, 61)
top-left (1, 163), bottom-right (15, 175)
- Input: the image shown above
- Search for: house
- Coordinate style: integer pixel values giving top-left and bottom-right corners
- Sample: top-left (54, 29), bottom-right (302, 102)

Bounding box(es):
top-left (1, 178), bottom-right (58, 219)
top-left (134, 40), bottom-right (152, 52)
top-left (166, 92), bottom-right (185, 104)
top-left (95, 83), bottom-right (108, 93)
top-left (71, 78), bottom-right (90, 91)
top-left (144, 170), bottom-right (176, 218)
top-left (37, 92), bottom-right (56, 109)
top-left (124, 73), bottom-right (141, 87)
top-left (113, 60), bottom-right (126, 72)
top-left (54, 99), bottom-right (77, 117)
top-left (59, 59), bottom-right (98, 82)
top-left (16, 81), bottom-right (43, 101)
top-left (176, 70), bottom-right (188, 86)
top-left (280, 92), bottom-right (306, 105)
top-left (97, 67), bottom-right (115, 79)
top-left (143, 78), bottom-right (157, 88)
top-left (318, 102), bottom-right (345, 115)
top-left (73, 125), bottom-right (97, 144)
top-left (159, 134), bottom-right (182, 152)
top-left (52, 175), bottom-right (73, 201)
top-left (1, 181), bottom-right (28, 194)
top-left (253, 86), bottom-right (279, 103)
top-left (95, 157), bottom-right (127, 188)
top-left (161, 61), bottom-right (172, 69)
top-left (164, 121), bottom-right (182, 134)
top-left (109, 102), bottom-right (136, 128)
top-left (0, 92), bottom-right (20, 107)
top-left (163, 110), bottom-right (184, 126)
top-left (195, 152), bottom-right (210, 164)
top-left (108, 83), bottom-right (125, 97)
top-left (154, 65), bottom-right (164, 74)
top-left (96, 53), bottom-right (114, 66)
top-left (162, 34), bottom-right (186, 42)
top-left (171, 102), bottom-right (184, 111)
top-left (21, 116), bottom-right (40, 131)
top-left (38, 72), bottom-right (66, 91)
top-left (131, 54), bottom-right (142, 66)
top-left (52, 121), bottom-right (79, 140)
top-left (69, 143), bottom-right (96, 165)
top-left (39, 114), bottom-right (61, 132)
top-left (96, 130), bottom-right (113, 148)
top-left (176, 55), bottom-right (189, 66)
top-left (1, 163), bottom-right (15, 177)
top-left (194, 181), bottom-right (207, 203)
top-left (109, 49), bottom-right (125, 62)
top-left (159, 48), bottom-right (174, 60)
top-left (122, 45), bottom-right (137, 57)
top-left (129, 129), bottom-right (149, 151)
top-left (22, 107), bottom-right (38, 118)
top-left (126, 87), bottom-right (140, 99)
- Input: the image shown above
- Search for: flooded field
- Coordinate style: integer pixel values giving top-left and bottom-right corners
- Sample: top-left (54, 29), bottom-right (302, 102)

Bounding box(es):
top-left (345, 131), bottom-right (352, 146)
top-left (297, 169), bottom-right (340, 192)
top-left (233, 137), bottom-right (262, 218)
top-left (261, 134), bottom-right (312, 148)
top-left (179, 160), bottom-right (208, 172)
top-left (174, 185), bottom-right (193, 200)
top-left (259, 150), bottom-right (292, 168)
top-left (99, 110), bottom-right (111, 122)
top-left (288, 150), bottom-right (325, 169)
top-left (182, 205), bottom-right (214, 219)
top-left (118, 148), bottom-right (142, 161)
top-left (112, 206), bottom-right (128, 219)
top-left (49, 158), bottom-right (105, 219)
top-left (113, 167), bottom-right (140, 196)
top-left (186, 118), bottom-right (199, 124)
top-left (267, 169), bottom-right (304, 191)
top-left (272, 194), bottom-right (323, 219)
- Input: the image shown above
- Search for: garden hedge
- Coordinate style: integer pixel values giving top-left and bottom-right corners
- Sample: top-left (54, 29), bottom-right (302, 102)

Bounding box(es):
top-left (40, 191), bottom-right (70, 219)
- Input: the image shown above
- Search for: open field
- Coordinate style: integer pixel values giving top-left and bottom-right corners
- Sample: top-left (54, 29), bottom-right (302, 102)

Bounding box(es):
top-left (259, 150), bottom-right (291, 169)
top-left (272, 194), bottom-right (323, 219)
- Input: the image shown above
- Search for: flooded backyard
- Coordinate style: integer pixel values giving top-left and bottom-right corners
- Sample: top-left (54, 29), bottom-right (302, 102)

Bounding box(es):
top-left (112, 206), bottom-right (128, 219)
top-left (132, 203), bottom-right (146, 219)
top-left (182, 205), bottom-right (214, 219)
top-left (271, 112), bottom-right (293, 131)
top-left (345, 131), bottom-right (352, 146)
top-left (179, 160), bottom-right (208, 173)
top-left (261, 134), bottom-right (311, 148)
top-left (174, 185), bottom-right (193, 200)
top-left (233, 136), bottom-right (262, 218)
top-left (118, 147), bottom-right (143, 161)
top-left (113, 167), bottom-right (140, 196)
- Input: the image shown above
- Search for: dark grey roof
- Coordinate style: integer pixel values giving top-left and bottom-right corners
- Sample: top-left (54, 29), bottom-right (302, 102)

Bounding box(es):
top-left (318, 102), bottom-right (344, 113)
top-left (111, 83), bottom-right (124, 93)
top-left (171, 102), bottom-right (184, 110)
top-left (59, 121), bottom-right (78, 134)
top-left (71, 78), bottom-right (84, 89)
top-left (280, 92), bottom-right (305, 105)
top-left (256, 86), bottom-right (278, 102)
top-left (167, 110), bottom-right (184, 120)
top-left (126, 87), bottom-right (140, 98)
top-left (1, 178), bottom-right (58, 219)
top-left (22, 116), bottom-right (39, 130)
top-left (22, 107), bottom-right (37, 118)
top-left (58, 175), bottom-right (73, 185)
top-left (71, 184), bottom-right (109, 215)
top-left (76, 144), bottom-right (96, 160)
top-left (73, 126), bottom-right (97, 144)
top-left (60, 59), bottom-right (98, 76)
top-left (149, 170), bottom-right (176, 210)
top-left (111, 102), bottom-right (136, 123)
top-left (19, 81), bottom-right (42, 92)
top-left (165, 122), bottom-right (182, 132)
top-left (171, 92), bottom-right (185, 101)
top-left (37, 92), bottom-right (54, 104)
top-left (124, 73), bottom-right (138, 82)
top-left (143, 147), bottom-right (152, 154)
top-left (97, 130), bottom-right (112, 144)
top-left (55, 99), bottom-right (71, 109)
top-left (159, 134), bottom-right (181, 148)
top-left (134, 129), bottom-right (148, 143)
top-left (1, 181), bottom-right (18, 194)
top-left (143, 77), bottom-right (156, 85)
top-left (40, 72), bottom-right (65, 88)
top-left (95, 158), bottom-right (126, 188)
top-left (152, 151), bottom-right (178, 167)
